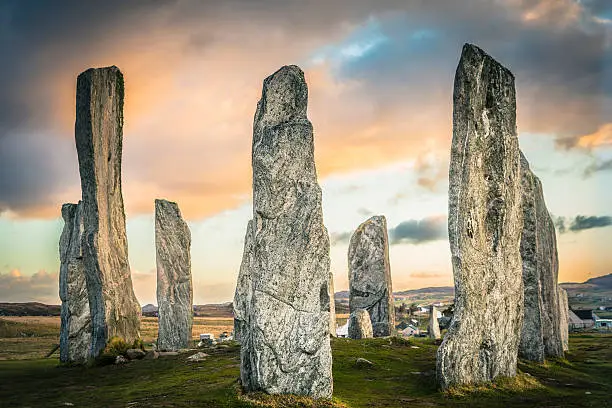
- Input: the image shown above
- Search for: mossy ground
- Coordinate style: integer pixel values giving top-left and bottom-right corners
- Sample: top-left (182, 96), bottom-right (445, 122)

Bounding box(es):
top-left (0, 319), bottom-right (610, 407)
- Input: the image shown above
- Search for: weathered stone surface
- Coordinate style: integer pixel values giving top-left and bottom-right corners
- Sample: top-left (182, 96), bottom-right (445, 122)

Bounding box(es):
top-left (519, 153), bottom-right (564, 362)
top-left (329, 272), bottom-right (337, 337)
top-left (348, 309), bottom-right (373, 339)
top-left (126, 348), bottom-right (146, 360)
top-left (155, 199), bottom-right (192, 351)
top-left (59, 202), bottom-right (91, 364)
top-left (233, 220), bottom-right (254, 390)
top-left (558, 286), bottom-right (569, 352)
top-left (428, 306), bottom-right (441, 340)
top-left (241, 65), bottom-right (333, 398)
top-left (348, 215), bottom-right (394, 337)
top-left (234, 220), bottom-right (253, 345)
top-left (75, 66), bottom-right (141, 358)
top-left (437, 44), bottom-right (524, 389)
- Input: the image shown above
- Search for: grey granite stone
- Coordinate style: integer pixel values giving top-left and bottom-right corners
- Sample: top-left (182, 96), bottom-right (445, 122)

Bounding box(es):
top-left (329, 272), bottom-right (337, 337)
top-left (241, 65), bottom-right (333, 398)
top-left (155, 199), bottom-right (192, 351)
top-left (59, 202), bottom-right (91, 364)
top-left (75, 66), bottom-right (141, 358)
top-left (437, 44), bottom-right (524, 389)
top-left (348, 309), bottom-right (373, 339)
top-left (519, 153), bottom-right (564, 362)
top-left (558, 286), bottom-right (569, 352)
top-left (428, 306), bottom-right (441, 340)
top-left (233, 220), bottom-right (254, 390)
top-left (348, 215), bottom-right (394, 337)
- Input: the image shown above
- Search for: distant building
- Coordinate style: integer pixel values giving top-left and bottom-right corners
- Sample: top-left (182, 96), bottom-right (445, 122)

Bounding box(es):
top-left (395, 321), bottom-right (409, 331)
top-left (569, 309), bottom-right (595, 330)
top-left (593, 313), bottom-right (612, 330)
top-left (336, 321), bottom-right (349, 338)
top-left (400, 325), bottom-right (420, 337)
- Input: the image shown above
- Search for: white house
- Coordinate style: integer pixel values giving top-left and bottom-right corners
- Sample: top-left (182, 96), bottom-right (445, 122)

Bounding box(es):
top-left (336, 321), bottom-right (349, 338)
top-left (400, 325), bottom-right (420, 337)
top-left (593, 313), bottom-right (612, 330)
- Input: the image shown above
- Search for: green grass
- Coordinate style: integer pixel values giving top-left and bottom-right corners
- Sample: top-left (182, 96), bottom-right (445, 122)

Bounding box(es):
top-left (0, 334), bottom-right (610, 407)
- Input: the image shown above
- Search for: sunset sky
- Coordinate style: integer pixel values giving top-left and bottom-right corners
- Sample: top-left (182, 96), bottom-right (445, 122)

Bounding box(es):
top-left (0, 0), bottom-right (611, 305)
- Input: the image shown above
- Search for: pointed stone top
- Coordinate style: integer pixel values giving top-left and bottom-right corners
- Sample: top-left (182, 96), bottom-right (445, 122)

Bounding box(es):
top-left (155, 199), bottom-right (182, 218)
top-left (78, 65), bottom-right (122, 78)
top-left (459, 43), bottom-right (514, 79)
top-left (254, 65), bottom-right (308, 129)
top-left (356, 215), bottom-right (387, 233)
top-left (61, 203), bottom-right (78, 221)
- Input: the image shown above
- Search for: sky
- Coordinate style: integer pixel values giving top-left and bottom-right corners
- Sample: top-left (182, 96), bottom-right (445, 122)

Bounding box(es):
top-left (0, 0), bottom-right (611, 305)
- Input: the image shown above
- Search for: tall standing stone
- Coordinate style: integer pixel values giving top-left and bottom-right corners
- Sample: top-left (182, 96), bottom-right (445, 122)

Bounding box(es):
top-left (59, 202), bottom-right (91, 363)
top-left (519, 152), bottom-right (564, 362)
top-left (348, 309), bottom-right (373, 339)
top-left (155, 199), bottom-right (192, 351)
top-left (329, 272), bottom-right (337, 337)
top-left (234, 220), bottom-right (254, 390)
top-left (241, 65), bottom-right (333, 398)
top-left (558, 286), bottom-right (569, 351)
top-left (75, 66), bottom-right (141, 358)
top-left (437, 44), bottom-right (524, 389)
top-left (348, 215), bottom-right (394, 337)
top-left (428, 305), bottom-right (441, 340)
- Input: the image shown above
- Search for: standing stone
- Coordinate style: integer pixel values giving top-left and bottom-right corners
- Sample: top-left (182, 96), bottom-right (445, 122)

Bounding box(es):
top-left (59, 202), bottom-right (91, 364)
top-left (428, 305), bottom-right (441, 340)
top-left (348, 309), bottom-right (373, 339)
top-left (437, 44), bottom-right (524, 389)
top-left (348, 215), bottom-right (394, 337)
top-left (241, 65), bottom-right (333, 398)
top-left (519, 152), bottom-right (564, 362)
top-left (558, 286), bottom-right (569, 351)
top-left (155, 199), bottom-right (192, 351)
top-left (234, 220), bottom-right (254, 345)
top-left (75, 66), bottom-right (141, 358)
top-left (233, 220), bottom-right (254, 390)
top-left (329, 272), bottom-right (337, 337)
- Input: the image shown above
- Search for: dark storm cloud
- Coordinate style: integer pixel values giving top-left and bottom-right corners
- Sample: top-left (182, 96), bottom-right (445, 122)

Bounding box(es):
top-left (330, 214), bottom-right (447, 246)
top-left (569, 215), bottom-right (612, 231)
top-left (389, 215), bottom-right (447, 245)
top-left (583, 158), bottom-right (612, 176)
top-left (554, 215), bottom-right (612, 233)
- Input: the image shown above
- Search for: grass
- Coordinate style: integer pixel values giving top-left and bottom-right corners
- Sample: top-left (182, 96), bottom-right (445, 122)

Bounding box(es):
top-left (0, 318), bottom-right (610, 407)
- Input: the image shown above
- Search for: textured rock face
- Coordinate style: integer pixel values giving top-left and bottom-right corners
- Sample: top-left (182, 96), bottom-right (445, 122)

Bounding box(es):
top-left (233, 220), bottom-right (254, 390)
top-left (348, 309), bottom-right (373, 339)
top-left (75, 66), bottom-right (141, 358)
top-left (241, 65), bottom-right (333, 398)
top-left (348, 215), bottom-right (394, 337)
top-left (59, 202), bottom-right (91, 364)
top-left (519, 153), bottom-right (564, 362)
top-left (428, 306), bottom-right (441, 340)
top-left (329, 272), bottom-right (336, 337)
top-left (234, 220), bottom-right (254, 345)
top-left (155, 199), bottom-right (192, 351)
top-left (558, 286), bottom-right (569, 352)
top-left (437, 44), bottom-right (524, 389)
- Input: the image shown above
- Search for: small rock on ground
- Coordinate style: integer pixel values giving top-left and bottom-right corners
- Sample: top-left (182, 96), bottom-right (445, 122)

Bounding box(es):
top-left (186, 352), bottom-right (209, 362)
top-left (115, 355), bottom-right (129, 365)
top-left (126, 349), bottom-right (146, 360)
top-left (355, 358), bottom-right (374, 368)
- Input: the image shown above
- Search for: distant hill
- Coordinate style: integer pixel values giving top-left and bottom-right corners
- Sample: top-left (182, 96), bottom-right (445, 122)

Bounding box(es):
top-left (0, 302), bottom-right (60, 316)
top-left (585, 274), bottom-right (612, 289)
top-left (561, 273), bottom-right (612, 309)
top-left (335, 286), bottom-right (455, 307)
